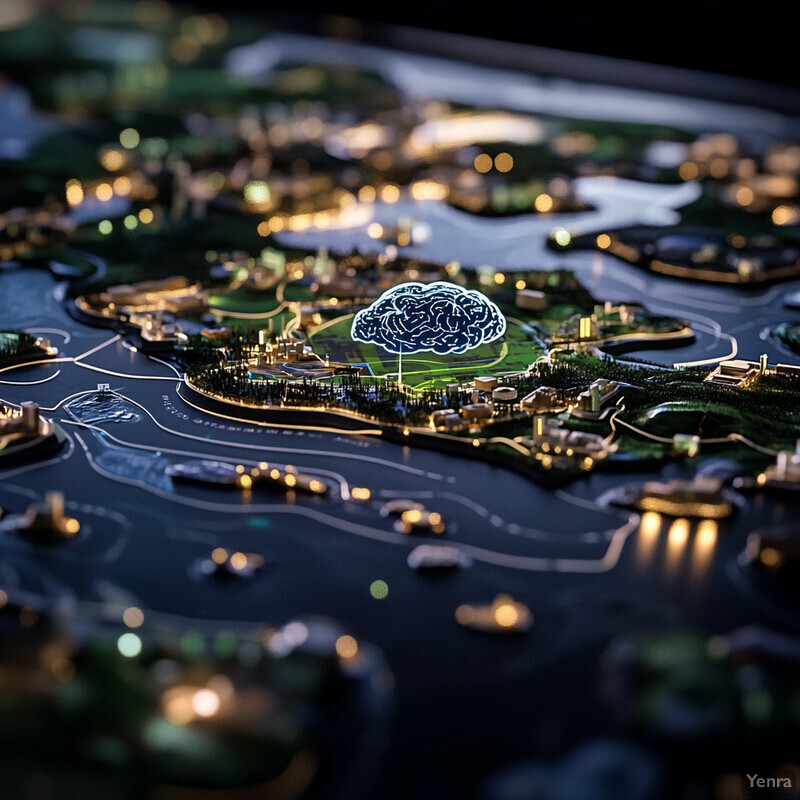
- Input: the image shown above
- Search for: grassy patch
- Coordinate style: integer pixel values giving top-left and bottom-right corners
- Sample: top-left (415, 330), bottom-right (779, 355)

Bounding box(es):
top-left (308, 315), bottom-right (542, 388)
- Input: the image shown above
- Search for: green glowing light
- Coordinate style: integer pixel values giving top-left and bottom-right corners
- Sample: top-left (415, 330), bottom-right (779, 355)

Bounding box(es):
top-left (369, 579), bottom-right (389, 600)
top-left (180, 632), bottom-right (205, 658)
top-left (117, 633), bottom-right (142, 658)
top-left (98, 219), bottom-right (113, 235)
top-left (123, 214), bottom-right (138, 230)
top-left (213, 631), bottom-right (239, 658)
top-left (244, 180), bottom-right (270, 204)
top-left (119, 128), bottom-right (140, 149)
top-left (552, 227), bottom-right (571, 247)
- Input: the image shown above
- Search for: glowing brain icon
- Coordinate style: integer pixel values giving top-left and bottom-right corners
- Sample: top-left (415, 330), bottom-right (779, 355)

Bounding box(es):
top-left (351, 281), bottom-right (506, 355)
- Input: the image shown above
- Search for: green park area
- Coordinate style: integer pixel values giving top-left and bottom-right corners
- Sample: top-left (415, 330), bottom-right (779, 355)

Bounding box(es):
top-left (0, 331), bottom-right (47, 368)
top-left (307, 314), bottom-right (543, 389)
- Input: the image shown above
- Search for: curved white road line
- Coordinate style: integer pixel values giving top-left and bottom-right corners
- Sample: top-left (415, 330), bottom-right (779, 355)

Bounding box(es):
top-left (0, 369), bottom-right (61, 385)
top-left (72, 430), bottom-right (636, 574)
top-left (60, 419), bottom-right (353, 501)
top-left (0, 427), bottom-right (76, 479)
top-left (23, 327), bottom-right (72, 344)
top-left (119, 389), bottom-right (445, 481)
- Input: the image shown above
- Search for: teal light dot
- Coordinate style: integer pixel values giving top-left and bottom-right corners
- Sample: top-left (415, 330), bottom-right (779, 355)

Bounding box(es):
top-left (369, 579), bottom-right (389, 600)
top-left (117, 633), bottom-right (142, 658)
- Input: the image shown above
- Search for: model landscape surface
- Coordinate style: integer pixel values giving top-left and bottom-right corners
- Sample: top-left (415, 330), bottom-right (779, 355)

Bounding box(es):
top-left (1, 3), bottom-right (800, 799)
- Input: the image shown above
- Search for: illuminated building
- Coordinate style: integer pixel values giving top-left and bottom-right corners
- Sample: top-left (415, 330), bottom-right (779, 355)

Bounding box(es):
top-left (455, 594), bottom-right (533, 634)
top-left (527, 415), bottom-right (609, 457)
top-left (757, 440), bottom-right (800, 490)
top-left (744, 526), bottom-right (800, 572)
top-left (521, 386), bottom-right (559, 412)
top-left (0, 402), bottom-right (44, 436)
top-left (491, 386), bottom-right (517, 403)
top-left (432, 408), bottom-right (458, 427)
top-left (515, 289), bottom-right (547, 311)
top-left (578, 316), bottom-right (597, 340)
top-left (9, 491), bottom-right (81, 543)
top-left (636, 476), bottom-right (733, 518)
top-left (136, 313), bottom-right (186, 352)
top-left (572, 378), bottom-right (622, 417)
top-left (474, 376), bottom-right (499, 392)
top-left (704, 355), bottom-right (800, 388)
top-left (672, 433), bottom-right (701, 457)
top-left (704, 359), bottom-right (761, 388)
top-left (460, 403), bottom-right (492, 421)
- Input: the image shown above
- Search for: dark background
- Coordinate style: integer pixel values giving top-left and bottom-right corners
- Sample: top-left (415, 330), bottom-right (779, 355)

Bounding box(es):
top-left (185, 0), bottom-right (796, 93)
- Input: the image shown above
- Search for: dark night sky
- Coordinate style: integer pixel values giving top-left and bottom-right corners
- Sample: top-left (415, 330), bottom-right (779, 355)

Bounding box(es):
top-left (187, 0), bottom-right (797, 93)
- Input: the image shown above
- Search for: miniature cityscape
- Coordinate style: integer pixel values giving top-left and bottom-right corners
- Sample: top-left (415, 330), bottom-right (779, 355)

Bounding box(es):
top-left (1, 2), bottom-right (800, 799)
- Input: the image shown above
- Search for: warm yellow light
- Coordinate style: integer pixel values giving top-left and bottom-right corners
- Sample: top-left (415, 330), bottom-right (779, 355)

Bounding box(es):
top-left (473, 153), bottom-right (493, 173)
top-left (229, 551), bottom-right (248, 570)
top-left (192, 688), bottom-right (220, 718)
top-left (358, 185), bottom-right (377, 202)
top-left (410, 180), bottom-right (448, 200)
top-left (402, 509), bottom-right (423, 524)
top-left (494, 272), bottom-right (505, 284)
top-left (163, 688), bottom-right (195, 725)
top-left (211, 547), bottom-right (228, 565)
top-left (95, 183), bottom-right (113, 202)
top-left (695, 519), bottom-right (717, 549)
top-left (380, 184), bottom-right (400, 203)
top-left (679, 161), bottom-right (699, 180)
top-left (64, 518), bottom-right (80, 535)
top-left (367, 222), bottom-right (384, 239)
top-left (772, 205), bottom-right (795, 225)
top-left (284, 474), bottom-right (297, 488)
top-left (139, 208), bottom-right (154, 224)
top-left (99, 148), bottom-right (125, 171)
top-left (113, 176), bottom-right (131, 195)
top-left (640, 511), bottom-right (661, 538)
top-left (351, 487), bottom-right (371, 501)
top-left (455, 604), bottom-right (475, 625)
top-left (596, 233), bottom-right (611, 249)
top-left (123, 606), bottom-right (145, 628)
top-left (494, 152), bottom-right (513, 173)
top-left (65, 180), bottom-right (83, 206)
top-left (735, 186), bottom-right (754, 206)
top-left (760, 547), bottom-right (783, 568)
top-left (668, 518), bottom-right (690, 548)
top-left (268, 215), bottom-right (284, 232)
top-left (534, 193), bottom-right (553, 212)
top-left (335, 634), bottom-right (359, 659)
top-left (257, 221), bottom-right (270, 236)
top-left (239, 474), bottom-right (253, 489)
top-left (515, 279), bottom-right (526, 290)
top-left (494, 602), bottom-right (519, 627)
